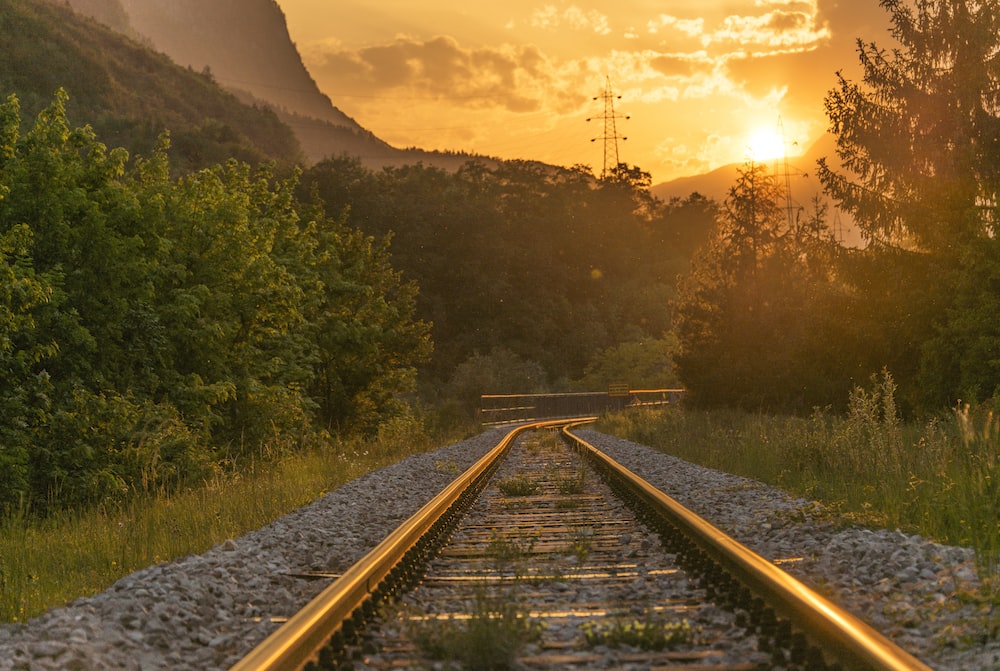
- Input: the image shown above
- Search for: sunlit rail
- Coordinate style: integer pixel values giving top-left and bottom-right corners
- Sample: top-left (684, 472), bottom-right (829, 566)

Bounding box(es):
top-left (479, 388), bottom-right (684, 425)
top-left (230, 417), bottom-right (934, 671)
top-left (561, 421), bottom-right (935, 671)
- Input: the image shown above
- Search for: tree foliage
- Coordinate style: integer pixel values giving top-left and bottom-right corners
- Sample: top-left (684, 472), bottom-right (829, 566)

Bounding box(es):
top-left (0, 92), bottom-right (430, 511)
top-left (674, 0), bottom-right (1000, 414)
top-left (819, 0), bottom-right (1000, 252)
top-left (818, 0), bottom-right (1000, 409)
top-left (299, 156), bottom-right (715, 393)
top-left (673, 162), bottom-right (850, 411)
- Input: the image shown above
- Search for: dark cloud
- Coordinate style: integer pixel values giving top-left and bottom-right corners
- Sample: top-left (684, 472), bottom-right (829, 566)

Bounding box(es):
top-left (650, 54), bottom-right (712, 78)
top-left (767, 10), bottom-right (810, 32)
top-left (307, 35), bottom-right (585, 113)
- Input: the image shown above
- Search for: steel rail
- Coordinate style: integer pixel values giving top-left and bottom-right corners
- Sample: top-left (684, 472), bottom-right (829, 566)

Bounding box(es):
top-left (561, 422), bottom-right (935, 671)
top-left (229, 418), bottom-right (587, 671)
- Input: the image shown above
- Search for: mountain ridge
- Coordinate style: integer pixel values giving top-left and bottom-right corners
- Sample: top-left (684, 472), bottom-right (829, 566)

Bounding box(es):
top-left (64, 0), bottom-right (493, 170)
top-left (652, 132), bottom-right (862, 245)
top-left (1, 0), bottom-right (303, 170)
top-left (651, 132), bottom-right (835, 202)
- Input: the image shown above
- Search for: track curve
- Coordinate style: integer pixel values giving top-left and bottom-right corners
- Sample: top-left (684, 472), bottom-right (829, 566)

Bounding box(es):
top-left (230, 419), bottom-right (934, 671)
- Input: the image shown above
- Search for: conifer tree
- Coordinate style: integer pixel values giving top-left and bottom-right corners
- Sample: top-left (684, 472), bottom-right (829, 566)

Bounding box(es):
top-left (818, 0), bottom-right (1000, 407)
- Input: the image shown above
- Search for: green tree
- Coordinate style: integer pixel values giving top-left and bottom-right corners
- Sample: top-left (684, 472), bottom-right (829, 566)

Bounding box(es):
top-left (576, 335), bottom-right (680, 391)
top-left (673, 161), bottom-right (848, 410)
top-left (673, 161), bottom-right (783, 406)
top-left (0, 92), bottom-right (435, 510)
top-left (0, 219), bottom-right (56, 505)
top-left (819, 0), bottom-right (1000, 251)
top-left (299, 157), bottom-right (686, 390)
top-left (817, 0), bottom-right (1000, 408)
top-left (0, 92), bottom-right (168, 507)
top-left (653, 192), bottom-right (719, 269)
top-left (443, 347), bottom-right (548, 418)
top-left (307, 214), bottom-right (433, 433)
top-left (153, 160), bottom-right (316, 450)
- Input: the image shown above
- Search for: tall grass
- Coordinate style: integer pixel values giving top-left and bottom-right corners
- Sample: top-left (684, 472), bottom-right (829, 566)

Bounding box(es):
top-left (598, 371), bottom-right (999, 578)
top-left (0, 413), bottom-right (457, 623)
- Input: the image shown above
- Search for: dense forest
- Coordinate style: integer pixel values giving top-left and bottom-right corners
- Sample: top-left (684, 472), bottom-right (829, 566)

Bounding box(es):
top-left (673, 0), bottom-right (1000, 416)
top-left (297, 159), bottom-right (713, 401)
top-left (4, 0), bottom-right (1000, 515)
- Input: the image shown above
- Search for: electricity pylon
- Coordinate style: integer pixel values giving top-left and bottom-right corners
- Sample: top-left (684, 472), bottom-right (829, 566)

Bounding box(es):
top-left (777, 116), bottom-right (795, 233)
top-left (587, 76), bottom-right (629, 179)
top-left (773, 115), bottom-right (808, 236)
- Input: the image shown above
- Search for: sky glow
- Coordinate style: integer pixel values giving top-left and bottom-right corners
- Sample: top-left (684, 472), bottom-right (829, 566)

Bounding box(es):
top-left (276, 1), bottom-right (892, 183)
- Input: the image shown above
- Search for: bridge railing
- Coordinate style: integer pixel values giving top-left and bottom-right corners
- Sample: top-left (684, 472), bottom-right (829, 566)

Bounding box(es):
top-left (479, 388), bottom-right (684, 425)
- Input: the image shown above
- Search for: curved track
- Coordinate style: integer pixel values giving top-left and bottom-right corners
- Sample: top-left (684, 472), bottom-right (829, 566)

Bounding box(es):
top-left (230, 419), bottom-right (933, 671)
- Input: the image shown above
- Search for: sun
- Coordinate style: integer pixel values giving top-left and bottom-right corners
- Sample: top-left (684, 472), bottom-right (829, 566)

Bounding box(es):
top-left (747, 127), bottom-right (787, 162)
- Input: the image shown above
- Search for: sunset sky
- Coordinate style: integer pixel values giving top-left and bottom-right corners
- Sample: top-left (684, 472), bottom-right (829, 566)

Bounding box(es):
top-left (275, 1), bottom-right (893, 184)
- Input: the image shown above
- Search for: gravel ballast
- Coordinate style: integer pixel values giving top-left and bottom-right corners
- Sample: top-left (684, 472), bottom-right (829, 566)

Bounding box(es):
top-left (0, 427), bottom-right (996, 670)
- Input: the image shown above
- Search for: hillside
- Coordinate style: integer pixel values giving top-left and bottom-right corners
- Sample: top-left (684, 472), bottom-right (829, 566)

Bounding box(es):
top-left (652, 134), bottom-right (836, 202)
top-left (651, 133), bottom-right (863, 246)
top-left (1, 0), bottom-right (302, 171)
top-left (113, 0), bottom-right (354, 128)
top-left (63, 0), bottom-right (481, 169)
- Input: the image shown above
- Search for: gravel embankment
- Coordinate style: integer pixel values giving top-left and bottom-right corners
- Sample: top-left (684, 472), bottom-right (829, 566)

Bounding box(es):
top-left (0, 427), bottom-right (995, 670)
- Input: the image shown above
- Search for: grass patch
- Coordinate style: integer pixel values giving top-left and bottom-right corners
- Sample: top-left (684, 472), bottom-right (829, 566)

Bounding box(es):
top-left (496, 475), bottom-right (540, 497)
top-left (556, 467), bottom-right (588, 495)
top-left (583, 615), bottom-right (696, 650)
top-left (564, 527), bottom-right (593, 563)
top-left (485, 533), bottom-right (535, 575)
top-left (408, 589), bottom-right (542, 670)
top-left (597, 371), bottom-right (1000, 579)
top-left (0, 416), bottom-right (447, 623)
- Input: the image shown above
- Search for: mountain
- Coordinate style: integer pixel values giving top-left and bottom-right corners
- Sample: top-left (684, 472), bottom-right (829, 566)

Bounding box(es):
top-left (1, 0), bottom-right (301, 171)
top-left (64, 0), bottom-right (483, 170)
top-left (652, 133), bottom-right (836, 202)
top-left (652, 133), bottom-right (863, 246)
top-left (112, 0), bottom-right (355, 129)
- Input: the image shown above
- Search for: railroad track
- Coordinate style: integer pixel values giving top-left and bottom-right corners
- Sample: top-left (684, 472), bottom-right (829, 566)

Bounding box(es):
top-left (231, 419), bottom-right (934, 671)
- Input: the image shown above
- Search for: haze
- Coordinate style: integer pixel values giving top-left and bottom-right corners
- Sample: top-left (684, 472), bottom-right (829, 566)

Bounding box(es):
top-left (277, 0), bottom-right (892, 183)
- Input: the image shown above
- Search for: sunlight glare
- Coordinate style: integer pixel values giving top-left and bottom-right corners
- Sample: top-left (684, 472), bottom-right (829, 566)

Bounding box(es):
top-left (747, 127), bottom-right (786, 162)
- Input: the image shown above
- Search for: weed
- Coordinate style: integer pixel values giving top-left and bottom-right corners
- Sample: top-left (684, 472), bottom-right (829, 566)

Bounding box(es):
top-left (408, 590), bottom-right (542, 670)
top-left (496, 475), bottom-right (540, 497)
top-left (435, 459), bottom-right (460, 475)
top-left (556, 468), bottom-right (588, 495)
top-left (0, 429), bottom-right (435, 623)
top-left (597, 376), bottom-right (1000, 580)
top-left (555, 497), bottom-right (585, 510)
top-left (486, 533), bottom-right (534, 572)
top-left (565, 527), bottom-right (593, 563)
top-left (582, 614), bottom-right (696, 651)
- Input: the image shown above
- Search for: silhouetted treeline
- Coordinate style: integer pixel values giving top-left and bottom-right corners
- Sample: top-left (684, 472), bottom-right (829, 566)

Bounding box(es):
top-left (673, 0), bottom-right (1000, 416)
top-left (299, 158), bottom-right (716, 403)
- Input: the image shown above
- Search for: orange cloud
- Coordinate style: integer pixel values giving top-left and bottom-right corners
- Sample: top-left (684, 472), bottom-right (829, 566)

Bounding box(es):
top-left (705, 4), bottom-right (830, 50)
top-left (530, 5), bottom-right (612, 35)
top-left (303, 35), bottom-right (590, 114)
top-left (647, 15), bottom-right (705, 38)
top-left (649, 53), bottom-right (713, 78)
top-left (283, 0), bottom-right (896, 181)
